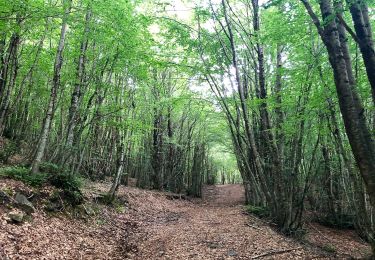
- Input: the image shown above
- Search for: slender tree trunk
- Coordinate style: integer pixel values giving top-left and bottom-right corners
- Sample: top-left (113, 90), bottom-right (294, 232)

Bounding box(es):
top-left (65, 4), bottom-right (92, 150)
top-left (108, 142), bottom-right (125, 201)
top-left (0, 31), bottom-right (20, 135)
top-left (31, 0), bottom-right (72, 173)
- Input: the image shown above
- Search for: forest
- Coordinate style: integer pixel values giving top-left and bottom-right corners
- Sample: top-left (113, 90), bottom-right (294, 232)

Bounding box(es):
top-left (0, 0), bottom-right (374, 259)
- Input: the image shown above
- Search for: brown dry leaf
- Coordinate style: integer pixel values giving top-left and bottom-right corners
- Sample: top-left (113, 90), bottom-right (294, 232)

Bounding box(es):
top-left (0, 179), bottom-right (371, 259)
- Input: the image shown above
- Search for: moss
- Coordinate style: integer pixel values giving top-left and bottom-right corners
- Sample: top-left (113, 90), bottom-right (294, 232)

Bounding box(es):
top-left (322, 244), bottom-right (336, 253)
top-left (115, 203), bottom-right (126, 213)
top-left (96, 218), bottom-right (106, 226)
top-left (2, 186), bottom-right (14, 196)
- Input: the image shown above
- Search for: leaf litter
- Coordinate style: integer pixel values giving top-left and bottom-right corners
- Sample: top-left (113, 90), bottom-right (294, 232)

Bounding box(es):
top-left (0, 179), bottom-right (371, 259)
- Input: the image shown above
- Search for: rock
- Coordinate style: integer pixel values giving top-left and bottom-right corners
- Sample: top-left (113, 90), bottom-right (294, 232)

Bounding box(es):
top-left (8, 211), bottom-right (24, 223)
top-left (227, 249), bottom-right (238, 257)
top-left (15, 193), bottom-right (35, 214)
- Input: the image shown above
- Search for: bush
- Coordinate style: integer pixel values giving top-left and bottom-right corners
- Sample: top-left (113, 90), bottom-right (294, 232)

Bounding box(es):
top-left (39, 162), bottom-right (60, 174)
top-left (317, 213), bottom-right (355, 229)
top-left (0, 166), bottom-right (48, 186)
top-left (64, 190), bottom-right (84, 206)
top-left (245, 204), bottom-right (270, 218)
top-left (49, 172), bottom-right (83, 191)
top-left (0, 165), bottom-right (85, 206)
top-left (48, 172), bottom-right (84, 205)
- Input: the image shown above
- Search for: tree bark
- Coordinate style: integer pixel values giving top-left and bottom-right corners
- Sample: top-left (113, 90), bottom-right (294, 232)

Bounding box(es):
top-left (346, 0), bottom-right (375, 105)
top-left (301, 0), bottom-right (375, 207)
top-left (31, 0), bottom-right (72, 173)
top-left (65, 4), bottom-right (92, 149)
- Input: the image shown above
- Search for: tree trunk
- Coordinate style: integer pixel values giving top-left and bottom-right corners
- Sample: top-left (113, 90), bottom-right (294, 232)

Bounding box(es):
top-left (31, 0), bottom-right (72, 173)
top-left (346, 0), bottom-right (375, 105)
top-left (65, 4), bottom-right (92, 150)
top-left (301, 0), bottom-right (375, 207)
top-left (0, 31), bottom-right (20, 135)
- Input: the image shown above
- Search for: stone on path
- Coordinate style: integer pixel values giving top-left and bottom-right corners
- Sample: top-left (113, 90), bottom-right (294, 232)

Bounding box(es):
top-left (15, 193), bottom-right (35, 214)
top-left (8, 210), bottom-right (25, 223)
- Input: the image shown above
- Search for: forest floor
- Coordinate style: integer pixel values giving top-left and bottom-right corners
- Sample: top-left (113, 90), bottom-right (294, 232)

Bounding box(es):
top-left (0, 179), bottom-right (372, 259)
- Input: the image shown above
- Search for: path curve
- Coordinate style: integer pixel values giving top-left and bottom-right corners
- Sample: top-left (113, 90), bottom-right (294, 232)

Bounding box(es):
top-left (126, 185), bottom-right (314, 259)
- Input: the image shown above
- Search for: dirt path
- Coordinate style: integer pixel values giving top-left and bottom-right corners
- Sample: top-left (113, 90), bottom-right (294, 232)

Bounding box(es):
top-left (125, 185), bottom-right (317, 259)
top-left (1, 181), bottom-right (370, 259)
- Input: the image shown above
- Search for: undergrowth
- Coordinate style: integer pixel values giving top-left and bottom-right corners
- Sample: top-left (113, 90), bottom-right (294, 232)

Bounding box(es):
top-left (0, 166), bottom-right (48, 186)
top-left (0, 164), bottom-right (84, 205)
top-left (316, 213), bottom-right (355, 230)
top-left (245, 204), bottom-right (270, 218)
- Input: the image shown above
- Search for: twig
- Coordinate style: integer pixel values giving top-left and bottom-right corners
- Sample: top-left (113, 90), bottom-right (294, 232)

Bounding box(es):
top-left (251, 247), bottom-right (302, 259)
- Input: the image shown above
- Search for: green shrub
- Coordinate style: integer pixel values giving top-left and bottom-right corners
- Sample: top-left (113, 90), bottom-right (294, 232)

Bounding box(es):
top-left (39, 162), bottom-right (60, 174)
top-left (0, 166), bottom-right (48, 186)
top-left (245, 204), bottom-right (270, 218)
top-left (317, 213), bottom-right (355, 229)
top-left (0, 166), bottom-right (84, 206)
top-left (0, 166), bottom-right (28, 177)
top-left (49, 172), bottom-right (84, 205)
top-left (49, 172), bottom-right (83, 191)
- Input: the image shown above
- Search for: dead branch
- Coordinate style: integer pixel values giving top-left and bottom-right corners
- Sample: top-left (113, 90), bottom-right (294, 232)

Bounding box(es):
top-left (251, 247), bottom-right (302, 259)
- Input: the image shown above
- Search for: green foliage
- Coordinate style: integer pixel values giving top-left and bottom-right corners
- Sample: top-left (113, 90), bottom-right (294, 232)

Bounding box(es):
top-left (0, 166), bottom-right (48, 186)
top-left (49, 172), bottom-right (82, 190)
top-left (97, 193), bottom-right (126, 210)
top-left (62, 189), bottom-right (84, 206)
top-left (0, 0), bottom-right (373, 250)
top-left (245, 205), bottom-right (270, 218)
top-left (39, 162), bottom-right (60, 174)
top-left (48, 172), bottom-right (84, 205)
top-left (0, 165), bottom-right (84, 205)
top-left (317, 214), bottom-right (355, 230)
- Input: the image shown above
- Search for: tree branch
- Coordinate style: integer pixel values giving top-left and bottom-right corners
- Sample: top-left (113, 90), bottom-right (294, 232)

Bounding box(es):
top-left (336, 14), bottom-right (360, 45)
top-left (300, 0), bottom-right (324, 36)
